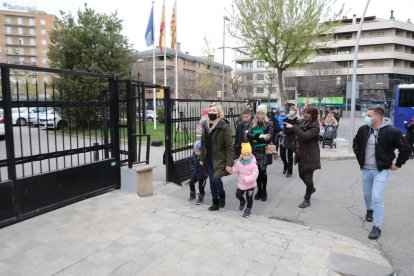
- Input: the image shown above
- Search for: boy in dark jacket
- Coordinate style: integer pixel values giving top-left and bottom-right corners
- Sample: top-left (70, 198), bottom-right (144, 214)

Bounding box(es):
top-left (234, 108), bottom-right (252, 157)
top-left (188, 140), bottom-right (207, 204)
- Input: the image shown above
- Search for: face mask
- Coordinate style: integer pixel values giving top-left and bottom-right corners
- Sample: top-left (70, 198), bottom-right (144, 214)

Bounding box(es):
top-left (364, 116), bottom-right (372, 126)
top-left (289, 111), bottom-right (295, 117)
top-left (208, 113), bottom-right (218, 121)
top-left (303, 114), bottom-right (311, 121)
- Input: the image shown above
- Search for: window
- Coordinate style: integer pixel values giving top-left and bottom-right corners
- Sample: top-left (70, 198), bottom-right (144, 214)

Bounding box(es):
top-left (373, 60), bottom-right (383, 67)
top-left (338, 47), bottom-right (351, 55)
top-left (40, 29), bottom-right (46, 35)
top-left (42, 49), bottom-right (47, 55)
top-left (398, 89), bottom-right (414, 107)
top-left (29, 28), bottom-right (35, 35)
top-left (257, 61), bottom-right (265, 68)
top-left (18, 27), bottom-right (23, 35)
top-left (31, 57), bottom-right (36, 64)
top-left (256, 87), bottom-right (264, 93)
top-left (41, 40), bottom-right (47, 45)
top-left (6, 26), bottom-right (11, 34)
top-left (18, 38), bottom-right (24, 45)
top-left (5, 17), bottom-right (11, 24)
top-left (15, 48), bottom-right (19, 54)
top-left (30, 38), bottom-right (35, 45)
top-left (42, 58), bottom-right (48, 64)
top-left (17, 18), bottom-right (23, 25)
top-left (374, 46), bottom-right (384, 52)
top-left (30, 48), bottom-right (36, 55)
top-left (369, 31), bottom-right (384, 38)
top-left (19, 57), bottom-right (25, 64)
top-left (6, 37), bottom-right (12, 44)
top-left (7, 57), bottom-right (13, 63)
top-left (29, 18), bottom-right (35, 26)
top-left (40, 19), bottom-right (46, 25)
top-left (257, 74), bottom-right (264, 81)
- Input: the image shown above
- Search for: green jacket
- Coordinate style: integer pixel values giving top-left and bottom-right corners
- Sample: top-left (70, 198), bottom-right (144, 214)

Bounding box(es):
top-left (201, 118), bottom-right (234, 178)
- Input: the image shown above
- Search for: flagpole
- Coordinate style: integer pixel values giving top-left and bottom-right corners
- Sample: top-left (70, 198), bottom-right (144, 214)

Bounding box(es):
top-left (163, 0), bottom-right (167, 88)
top-left (174, 0), bottom-right (178, 101)
top-left (152, 1), bottom-right (156, 130)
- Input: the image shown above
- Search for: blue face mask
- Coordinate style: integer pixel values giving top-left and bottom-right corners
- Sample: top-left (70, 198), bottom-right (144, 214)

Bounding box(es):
top-left (364, 116), bottom-right (372, 126)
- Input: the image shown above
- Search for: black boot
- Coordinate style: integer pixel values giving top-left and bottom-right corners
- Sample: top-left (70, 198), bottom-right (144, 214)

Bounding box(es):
top-left (254, 185), bottom-right (262, 200)
top-left (196, 194), bottom-right (204, 205)
top-left (298, 199), bottom-right (311, 208)
top-left (219, 192), bottom-right (226, 208)
top-left (365, 209), bottom-right (373, 222)
top-left (208, 199), bottom-right (219, 211)
top-left (188, 191), bottom-right (196, 201)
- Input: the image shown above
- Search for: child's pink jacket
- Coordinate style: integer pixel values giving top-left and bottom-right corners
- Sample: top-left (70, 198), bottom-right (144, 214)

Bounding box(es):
top-left (232, 156), bottom-right (259, 190)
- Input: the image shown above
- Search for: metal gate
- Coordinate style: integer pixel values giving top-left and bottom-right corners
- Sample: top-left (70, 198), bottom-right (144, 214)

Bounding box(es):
top-left (163, 88), bottom-right (245, 185)
top-left (0, 63), bottom-right (153, 228)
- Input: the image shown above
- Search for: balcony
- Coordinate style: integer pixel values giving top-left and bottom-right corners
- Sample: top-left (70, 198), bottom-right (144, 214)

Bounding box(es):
top-left (4, 22), bottom-right (36, 27)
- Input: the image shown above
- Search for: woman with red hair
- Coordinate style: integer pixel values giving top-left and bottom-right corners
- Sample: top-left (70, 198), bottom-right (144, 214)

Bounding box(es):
top-left (284, 106), bottom-right (321, 208)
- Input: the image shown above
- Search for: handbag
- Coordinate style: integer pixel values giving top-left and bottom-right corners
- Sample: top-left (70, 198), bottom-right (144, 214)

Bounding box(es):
top-left (265, 143), bottom-right (278, 155)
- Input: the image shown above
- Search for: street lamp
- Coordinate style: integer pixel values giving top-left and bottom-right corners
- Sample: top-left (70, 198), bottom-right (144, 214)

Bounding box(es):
top-left (222, 16), bottom-right (230, 100)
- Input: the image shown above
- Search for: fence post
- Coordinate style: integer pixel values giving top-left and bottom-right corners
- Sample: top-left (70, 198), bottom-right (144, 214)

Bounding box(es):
top-left (1, 65), bottom-right (16, 181)
top-left (164, 86), bottom-right (173, 182)
top-left (109, 76), bottom-right (120, 167)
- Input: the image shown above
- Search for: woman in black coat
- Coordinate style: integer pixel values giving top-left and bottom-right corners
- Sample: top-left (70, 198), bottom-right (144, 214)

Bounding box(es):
top-left (284, 106), bottom-right (321, 208)
top-left (280, 106), bottom-right (300, 177)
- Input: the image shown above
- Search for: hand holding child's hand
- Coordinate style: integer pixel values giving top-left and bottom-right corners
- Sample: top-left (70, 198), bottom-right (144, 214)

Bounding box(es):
top-left (226, 166), bottom-right (232, 174)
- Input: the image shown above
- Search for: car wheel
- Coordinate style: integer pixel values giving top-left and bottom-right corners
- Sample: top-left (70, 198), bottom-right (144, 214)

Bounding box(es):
top-left (56, 120), bottom-right (68, 130)
top-left (16, 118), bottom-right (27, 126)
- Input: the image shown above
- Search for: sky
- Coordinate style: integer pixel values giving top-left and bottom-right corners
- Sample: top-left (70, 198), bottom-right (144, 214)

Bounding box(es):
top-left (8, 0), bottom-right (413, 66)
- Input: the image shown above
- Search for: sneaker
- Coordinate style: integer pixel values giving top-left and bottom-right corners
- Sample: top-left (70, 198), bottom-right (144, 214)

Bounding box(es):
top-left (286, 173), bottom-right (292, 177)
top-left (239, 200), bottom-right (246, 211)
top-left (283, 169), bottom-right (287, 174)
top-left (196, 194), bottom-right (204, 205)
top-left (254, 192), bottom-right (262, 200)
top-left (219, 197), bottom-right (226, 208)
top-left (365, 209), bottom-right (373, 222)
top-left (188, 191), bottom-right (196, 201)
top-left (261, 193), bottom-right (267, 201)
top-left (368, 226), bottom-right (381, 239)
top-left (298, 199), bottom-right (311, 208)
top-left (243, 208), bottom-right (251, 218)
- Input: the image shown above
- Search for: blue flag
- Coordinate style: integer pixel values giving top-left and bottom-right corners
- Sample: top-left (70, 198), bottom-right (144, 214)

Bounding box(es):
top-left (145, 7), bottom-right (154, 47)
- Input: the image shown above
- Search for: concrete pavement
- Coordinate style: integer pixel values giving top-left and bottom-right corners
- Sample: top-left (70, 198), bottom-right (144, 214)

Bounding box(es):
top-left (0, 116), bottom-right (409, 275)
top-left (0, 186), bottom-right (393, 276)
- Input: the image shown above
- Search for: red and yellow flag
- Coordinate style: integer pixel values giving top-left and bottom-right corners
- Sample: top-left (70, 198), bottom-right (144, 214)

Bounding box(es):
top-left (170, 1), bottom-right (176, 50)
top-left (159, 4), bottom-right (165, 53)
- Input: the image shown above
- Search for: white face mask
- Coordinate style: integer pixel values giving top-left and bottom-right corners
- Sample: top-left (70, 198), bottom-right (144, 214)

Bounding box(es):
top-left (289, 111), bottom-right (295, 116)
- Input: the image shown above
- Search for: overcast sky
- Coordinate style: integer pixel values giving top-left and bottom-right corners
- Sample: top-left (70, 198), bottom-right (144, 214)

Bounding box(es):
top-left (9, 0), bottom-right (413, 66)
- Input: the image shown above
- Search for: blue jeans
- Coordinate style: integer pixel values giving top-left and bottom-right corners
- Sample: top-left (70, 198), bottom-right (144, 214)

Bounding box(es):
top-left (362, 168), bottom-right (389, 228)
top-left (207, 164), bottom-right (225, 200)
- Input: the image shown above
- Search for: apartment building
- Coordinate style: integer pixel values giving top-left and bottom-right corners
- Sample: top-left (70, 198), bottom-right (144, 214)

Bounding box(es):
top-left (134, 44), bottom-right (232, 102)
top-left (0, 8), bottom-right (55, 84)
top-left (234, 13), bottom-right (414, 110)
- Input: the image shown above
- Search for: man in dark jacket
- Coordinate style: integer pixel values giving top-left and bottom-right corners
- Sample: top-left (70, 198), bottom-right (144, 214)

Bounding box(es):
top-left (353, 106), bottom-right (410, 240)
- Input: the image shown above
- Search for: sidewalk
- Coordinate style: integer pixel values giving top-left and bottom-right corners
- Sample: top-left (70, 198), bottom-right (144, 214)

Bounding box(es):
top-left (0, 184), bottom-right (393, 276)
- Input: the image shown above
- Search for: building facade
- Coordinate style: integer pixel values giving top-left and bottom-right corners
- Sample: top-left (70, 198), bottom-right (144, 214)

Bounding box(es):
top-left (0, 9), bottom-right (55, 85)
top-left (233, 14), bottom-right (414, 111)
top-left (134, 45), bottom-right (232, 103)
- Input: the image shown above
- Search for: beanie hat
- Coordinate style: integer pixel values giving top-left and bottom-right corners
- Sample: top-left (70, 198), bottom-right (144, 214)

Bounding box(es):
top-left (241, 142), bottom-right (252, 154)
top-left (279, 107), bottom-right (286, 113)
top-left (202, 109), bottom-right (209, 116)
top-left (256, 104), bottom-right (267, 114)
top-left (193, 140), bottom-right (202, 151)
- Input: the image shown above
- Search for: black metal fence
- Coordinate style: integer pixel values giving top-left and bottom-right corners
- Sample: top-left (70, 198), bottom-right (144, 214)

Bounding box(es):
top-left (0, 63), bottom-right (154, 228)
top-left (163, 89), bottom-right (245, 185)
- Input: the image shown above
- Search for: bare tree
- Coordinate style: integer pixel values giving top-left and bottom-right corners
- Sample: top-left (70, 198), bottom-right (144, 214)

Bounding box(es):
top-left (194, 35), bottom-right (221, 99)
top-left (227, 73), bottom-right (242, 99)
top-left (300, 61), bottom-right (342, 110)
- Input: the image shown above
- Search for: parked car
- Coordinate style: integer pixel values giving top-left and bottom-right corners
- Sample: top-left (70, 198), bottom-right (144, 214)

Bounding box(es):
top-left (145, 110), bottom-right (155, 121)
top-left (38, 109), bottom-right (68, 129)
top-left (11, 107), bottom-right (31, 126)
top-left (29, 107), bottom-right (50, 126)
top-left (0, 115), bottom-right (4, 140)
